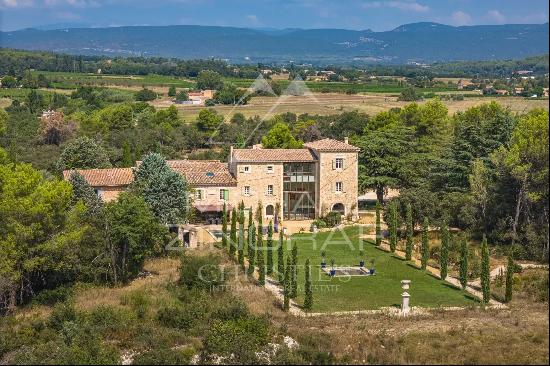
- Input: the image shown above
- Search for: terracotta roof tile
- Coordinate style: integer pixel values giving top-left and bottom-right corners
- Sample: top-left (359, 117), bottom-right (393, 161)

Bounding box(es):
top-left (304, 138), bottom-right (359, 152)
top-left (166, 160), bottom-right (236, 186)
top-left (63, 168), bottom-right (133, 187)
top-left (64, 160), bottom-right (236, 188)
top-left (232, 149), bottom-right (316, 162)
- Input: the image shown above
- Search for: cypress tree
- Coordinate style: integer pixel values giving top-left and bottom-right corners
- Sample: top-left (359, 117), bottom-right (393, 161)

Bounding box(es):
top-left (459, 237), bottom-right (469, 289)
top-left (256, 202), bottom-right (265, 283)
top-left (303, 258), bottom-right (313, 312)
top-left (237, 206), bottom-right (245, 270)
top-left (221, 202), bottom-right (228, 249)
top-left (505, 252), bottom-right (514, 303)
top-left (229, 208), bottom-right (237, 258)
top-left (290, 242), bottom-right (298, 298)
top-left (247, 224), bottom-right (256, 277)
top-left (389, 201), bottom-right (398, 252)
top-left (421, 217), bottom-right (429, 270)
top-left (405, 203), bottom-right (413, 261)
top-left (277, 234), bottom-right (285, 283)
top-left (440, 220), bottom-right (449, 281)
top-left (257, 224), bottom-right (265, 286)
top-left (481, 236), bottom-right (491, 303)
top-left (283, 257), bottom-right (291, 312)
top-left (375, 201), bottom-right (382, 246)
top-left (267, 220), bottom-right (274, 275)
top-left (121, 140), bottom-right (133, 167)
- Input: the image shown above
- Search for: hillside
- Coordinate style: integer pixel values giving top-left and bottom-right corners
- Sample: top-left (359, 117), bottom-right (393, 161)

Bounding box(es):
top-left (1, 22), bottom-right (548, 64)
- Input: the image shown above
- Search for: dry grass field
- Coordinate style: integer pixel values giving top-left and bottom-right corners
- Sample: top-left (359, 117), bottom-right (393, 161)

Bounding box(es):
top-left (150, 93), bottom-right (549, 122)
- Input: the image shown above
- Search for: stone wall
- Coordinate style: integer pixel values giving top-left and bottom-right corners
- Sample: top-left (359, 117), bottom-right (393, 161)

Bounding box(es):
top-left (233, 162), bottom-right (283, 221)
top-left (97, 186), bottom-right (126, 202)
top-left (316, 151), bottom-right (358, 220)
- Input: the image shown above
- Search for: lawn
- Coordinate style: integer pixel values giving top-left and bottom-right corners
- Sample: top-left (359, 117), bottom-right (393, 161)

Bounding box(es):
top-left (277, 226), bottom-right (478, 312)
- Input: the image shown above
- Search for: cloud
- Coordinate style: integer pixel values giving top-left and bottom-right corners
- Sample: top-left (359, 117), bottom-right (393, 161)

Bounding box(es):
top-left (486, 10), bottom-right (506, 24)
top-left (245, 14), bottom-right (260, 26)
top-left (363, 1), bottom-right (430, 13)
top-left (450, 10), bottom-right (472, 26)
top-left (1, 0), bottom-right (101, 8)
top-left (0, 0), bottom-right (34, 8)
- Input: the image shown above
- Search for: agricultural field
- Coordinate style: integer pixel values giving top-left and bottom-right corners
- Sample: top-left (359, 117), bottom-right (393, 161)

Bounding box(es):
top-left (152, 93), bottom-right (549, 122)
top-left (29, 70), bottom-right (195, 89)
top-left (277, 226), bottom-right (477, 313)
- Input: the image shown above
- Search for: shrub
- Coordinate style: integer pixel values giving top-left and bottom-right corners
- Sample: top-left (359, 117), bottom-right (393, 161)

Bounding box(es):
top-left (312, 218), bottom-right (327, 229)
top-left (88, 305), bottom-right (137, 336)
top-left (133, 347), bottom-right (195, 365)
top-left (212, 296), bottom-right (249, 321)
top-left (135, 88), bottom-right (157, 101)
top-left (324, 212), bottom-right (342, 227)
top-left (48, 302), bottom-right (78, 330)
top-left (157, 303), bottom-right (205, 331)
top-left (121, 290), bottom-right (151, 319)
top-left (202, 317), bottom-right (270, 363)
top-left (179, 253), bottom-right (225, 291)
top-left (33, 286), bottom-right (74, 306)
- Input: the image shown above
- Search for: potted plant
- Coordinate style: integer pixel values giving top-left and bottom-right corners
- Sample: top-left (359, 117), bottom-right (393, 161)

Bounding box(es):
top-left (329, 259), bottom-right (336, 277)
top-left (359, 250), bottom-right (365, 268)
top-left (321, 251), bottom-right (327, 269)
top-left (369, 258), bottom-right (376, 275)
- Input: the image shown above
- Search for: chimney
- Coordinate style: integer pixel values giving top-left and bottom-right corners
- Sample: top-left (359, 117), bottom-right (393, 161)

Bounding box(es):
top-left (229, 146), bottom-right (233, 163)
top-left (344, 137), bottom-right (349, 144)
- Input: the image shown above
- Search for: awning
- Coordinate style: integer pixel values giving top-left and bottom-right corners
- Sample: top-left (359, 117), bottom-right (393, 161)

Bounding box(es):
top-left (195, 203), bottom-right (233, 213)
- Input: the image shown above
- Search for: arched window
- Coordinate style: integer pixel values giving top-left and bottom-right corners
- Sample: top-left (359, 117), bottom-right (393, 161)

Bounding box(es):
top-left (332, 203), bottom-right (345, 215)
top-left (266, 204), bottom-right (275, 216)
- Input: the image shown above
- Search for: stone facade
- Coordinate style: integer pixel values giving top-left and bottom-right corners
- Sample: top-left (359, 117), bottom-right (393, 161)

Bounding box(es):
top-left (96, 186), bottom-right (126, 202)
top-left (230, 162), bottom-right (284, 220)
top-left (315, 151), bottom-right (359, 219)
top-left (65, 138), bottom-right (360, 223)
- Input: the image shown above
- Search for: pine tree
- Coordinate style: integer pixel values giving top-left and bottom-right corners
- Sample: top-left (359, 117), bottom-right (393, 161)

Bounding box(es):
top-left (247, 224), bottom-right (256, 277)
top-left (237, 206), bottom-right (245, 270)
top-left (459, 237), bottom-right (469, 289)
top-left (440, 220), bottom-right (449, 281)
top-left (257, 223), bottom-right (265, 286)
top-left (221, 202), bottom-right (228, 249)
top-left (389, 201), bottom-right (398, 252)
top-left (283, 257), bottom-right (291, 312)
top-left (290, 242), bottom-right (298, 298)
top-left (375, 201), bottom-right (382, 246)
top-left (277, 234), bottom-right (285, 283)
top-left (405, 203), bottom-right (413, 261)
top-left (303, 258), bottom-right (313, 312)
top-left (229, 208), bottom-right (237, 259)
top-left (421, 217), bottom-right (429, 270)
top-left (267, 220), bottom-right (274, 275)
top-left (505, 252), bottom-right (514, 303)
top-left (480, 236), bottom-right (491, 303)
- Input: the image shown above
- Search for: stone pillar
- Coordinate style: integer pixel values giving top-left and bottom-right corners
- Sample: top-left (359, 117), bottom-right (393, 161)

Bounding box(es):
top-left (401, 280), bottom-right (411, 315)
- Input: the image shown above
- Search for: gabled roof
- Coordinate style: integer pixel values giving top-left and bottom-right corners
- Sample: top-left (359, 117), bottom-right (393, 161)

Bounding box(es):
top-left (64, 160), bottom-right (236, 188)
top-left (304, 138), bottom-right (360, 152)
top-left (231, 149), bottom-right (316, 163)
top-left (63, 168), bottom-right (133, 187)
top-left (166, 160), bottom-right (237, 186)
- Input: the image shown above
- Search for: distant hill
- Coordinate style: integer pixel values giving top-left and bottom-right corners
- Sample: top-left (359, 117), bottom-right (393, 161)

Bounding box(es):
top-left (1, 22), bottom-right (548, 64)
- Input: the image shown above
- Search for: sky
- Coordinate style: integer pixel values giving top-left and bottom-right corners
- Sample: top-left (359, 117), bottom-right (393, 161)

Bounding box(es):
top-left (0, 0), bottom-right (548, 32)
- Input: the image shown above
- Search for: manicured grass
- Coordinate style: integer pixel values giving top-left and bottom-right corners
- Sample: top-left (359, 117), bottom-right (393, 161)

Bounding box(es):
top-left (277, 226), bottom-right (478, 312)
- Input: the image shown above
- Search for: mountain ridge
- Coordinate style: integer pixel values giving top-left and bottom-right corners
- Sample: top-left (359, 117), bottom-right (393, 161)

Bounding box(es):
top-left (1, 22), bottom-right (548, 65)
